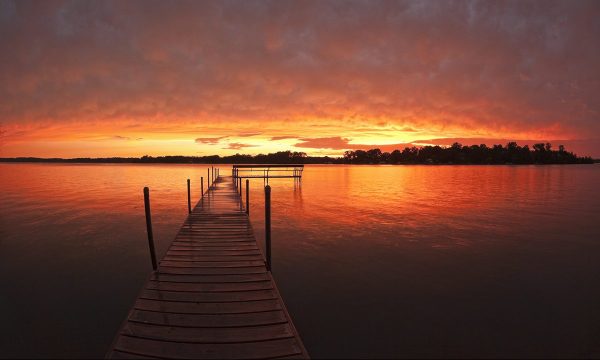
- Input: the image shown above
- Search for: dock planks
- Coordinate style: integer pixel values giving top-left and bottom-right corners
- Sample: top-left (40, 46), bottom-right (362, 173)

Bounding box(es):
top-left (108, 176), bottom-right (308, 359)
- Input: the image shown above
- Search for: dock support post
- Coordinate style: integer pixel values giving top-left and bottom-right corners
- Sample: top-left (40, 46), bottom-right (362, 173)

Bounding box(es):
top-left (201, 177), bottom-right (204, 198)
top-left (245, 179), bottom-right (250, 215)
top-left (187, 179), bottom-right (191, 214)
top-left (143, 187), bottom-right (158, 271)
top-left (207, 168), bottom-right (210, 188)
top-left (265, 185), bottom-right (272, 272)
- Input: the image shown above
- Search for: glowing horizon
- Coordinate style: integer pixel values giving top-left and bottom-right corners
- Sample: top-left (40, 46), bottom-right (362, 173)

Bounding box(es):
top-left (1, 1), bottom-right (599, 158)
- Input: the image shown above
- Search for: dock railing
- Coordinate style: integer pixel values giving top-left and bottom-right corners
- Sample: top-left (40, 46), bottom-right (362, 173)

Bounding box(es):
top-left (232, 164), bottom-right (303, 184)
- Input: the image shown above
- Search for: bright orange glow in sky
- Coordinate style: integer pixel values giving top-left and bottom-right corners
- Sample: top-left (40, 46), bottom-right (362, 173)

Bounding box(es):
top-left (1, 1), bottom-right (599, 157)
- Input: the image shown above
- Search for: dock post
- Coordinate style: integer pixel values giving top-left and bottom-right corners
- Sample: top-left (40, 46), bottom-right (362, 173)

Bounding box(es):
top-left (245, 179), bottom-right (250, 215)
top-left (207, 168), bottom-right (210, 188)
top-left (265, 185), bottom-right (272, 272)
top-left (201, 177), bottom-right (204, 197)
top-left (187, 179), bottom-right (191, 214)
top-left (143, 187), bottom-right (158, 271)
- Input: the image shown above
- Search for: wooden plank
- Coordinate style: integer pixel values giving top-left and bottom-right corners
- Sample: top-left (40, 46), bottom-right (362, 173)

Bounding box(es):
top-left (172, 242), bottom-right (257, 246)
top-left (147, 280), bottom-right (273, 292)
top-left (129, 309), bottom-right (288, 328)
top-left (113, 336), bottom-right (302, 359)
top-left (159, 260), bottom-right (265, 267)
top-left (134, 298), bottom-right (282, 314)
top-left (157, 266), bottom-right (267, 275)
top-left (162, 254), bottom-right (264, 261)
top-left (174, 236), bottom-right (256, 240)
top-left (169, 245), bottom-right (260, 250)
top-left (139, 289), bottom-right (277, 303)
top-left (121, 322), bottom-right (294, 343)
top-left (165, 250), bottom-right (263, 256)
top-left (150, 273), bottom-right (270, 283)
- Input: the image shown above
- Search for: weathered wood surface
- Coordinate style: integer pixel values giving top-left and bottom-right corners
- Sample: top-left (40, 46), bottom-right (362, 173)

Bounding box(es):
top-left (108, 176), bottom-right (308, 359)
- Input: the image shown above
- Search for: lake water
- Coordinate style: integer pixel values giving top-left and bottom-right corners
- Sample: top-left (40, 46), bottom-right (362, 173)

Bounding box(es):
top-left (0, 163), bottom-right (599, 358)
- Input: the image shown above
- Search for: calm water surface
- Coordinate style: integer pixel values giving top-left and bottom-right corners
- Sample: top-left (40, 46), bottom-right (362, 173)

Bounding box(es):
top-left (0, 163), bottom-right (599, 358)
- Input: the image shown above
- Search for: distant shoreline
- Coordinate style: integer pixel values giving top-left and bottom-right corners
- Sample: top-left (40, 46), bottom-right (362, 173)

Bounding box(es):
top-left (1, 158), bottom-right (597, 165)
top-left (0, 142), bottom-right (596, 165)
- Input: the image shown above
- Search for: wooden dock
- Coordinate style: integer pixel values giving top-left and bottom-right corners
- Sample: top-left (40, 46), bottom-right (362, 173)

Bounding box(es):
top-left (108, 175), bottom-right (308, 359)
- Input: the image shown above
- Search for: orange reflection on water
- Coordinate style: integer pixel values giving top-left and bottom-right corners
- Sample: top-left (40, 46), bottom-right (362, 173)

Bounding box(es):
top-left (0, 163), bottom-right (599, 358)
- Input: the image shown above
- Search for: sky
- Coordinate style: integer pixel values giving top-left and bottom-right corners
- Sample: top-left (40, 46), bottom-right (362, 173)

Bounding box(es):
top-left (1, 0), bottom-right (599, 158)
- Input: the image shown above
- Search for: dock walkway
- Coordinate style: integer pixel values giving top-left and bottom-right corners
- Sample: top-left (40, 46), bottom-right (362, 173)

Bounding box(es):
top-left (108, 176), bottom-right (308, 359)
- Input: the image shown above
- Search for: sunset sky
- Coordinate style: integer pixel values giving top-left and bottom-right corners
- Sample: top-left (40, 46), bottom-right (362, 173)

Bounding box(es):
top-left (1, 0), bottom-right (599, 158)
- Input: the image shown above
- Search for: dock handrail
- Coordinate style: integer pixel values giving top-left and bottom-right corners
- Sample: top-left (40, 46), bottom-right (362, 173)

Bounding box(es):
top-left (232, 164), bottom-right (304, 182)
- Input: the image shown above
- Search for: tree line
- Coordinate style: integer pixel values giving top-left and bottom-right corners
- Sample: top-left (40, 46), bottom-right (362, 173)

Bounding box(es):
top-left (343, 142), bottom-right (594, 164)
top-left (0, 143), bottom-right (594, 165)
top-left (0, 151), bottom-right (321, 164)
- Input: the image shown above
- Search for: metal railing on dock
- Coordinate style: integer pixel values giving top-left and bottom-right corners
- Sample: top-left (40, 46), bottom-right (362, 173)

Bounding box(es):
top-left (232, 164), bottom-right (304, 184)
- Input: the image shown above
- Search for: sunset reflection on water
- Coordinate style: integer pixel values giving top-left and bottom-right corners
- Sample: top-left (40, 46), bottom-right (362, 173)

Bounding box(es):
top-left (0, 163), bottom-right (599, 358)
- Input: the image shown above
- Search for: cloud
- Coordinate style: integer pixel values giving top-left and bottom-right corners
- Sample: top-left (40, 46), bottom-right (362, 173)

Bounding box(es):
top-left (195, 136), bottom-right (228, 144)
top-left (224, 142), bottom-right (259, 150)
top-left (271, 136), bottom-right (298, 141)
top-left (399, 127), bottom-right (417, 132)
top-left (295, 137), bottom-right (353, 150)
top-left (112, 135), bottom-right (130, 141)
top-left (294, 136), bottom-right (415, 152)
